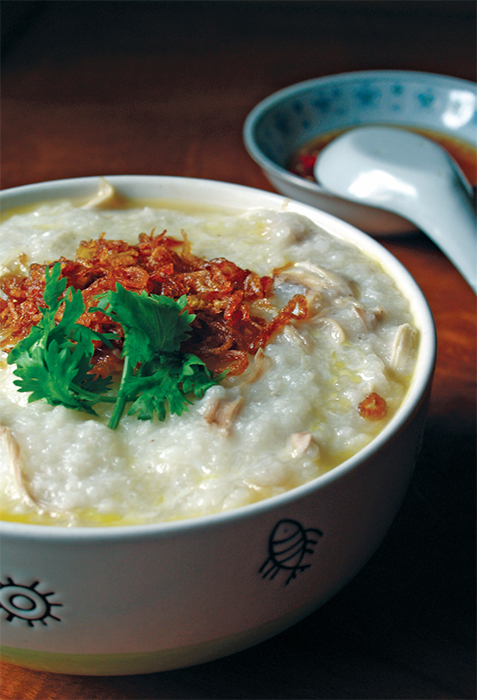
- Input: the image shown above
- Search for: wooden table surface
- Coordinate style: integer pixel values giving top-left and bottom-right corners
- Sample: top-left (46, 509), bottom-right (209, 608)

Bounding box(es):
top-left (1, 2), bottom-right (475, 698)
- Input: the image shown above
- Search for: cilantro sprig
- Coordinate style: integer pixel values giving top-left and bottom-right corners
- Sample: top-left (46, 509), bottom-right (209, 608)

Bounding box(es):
top-left (95, 285), bottom-right (220, 429)
top-left (8, 264), bottom-right (115, 414)
top-left (7, 263), bottom-right (222, 429)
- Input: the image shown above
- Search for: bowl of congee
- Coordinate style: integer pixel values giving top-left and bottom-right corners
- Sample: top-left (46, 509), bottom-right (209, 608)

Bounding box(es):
top-left (0, 176), bottom-right (436, 675)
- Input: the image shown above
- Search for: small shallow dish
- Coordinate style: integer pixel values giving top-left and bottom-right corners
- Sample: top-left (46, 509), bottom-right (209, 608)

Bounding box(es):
top-left (0, 176), bottom-right (436, 675)
top-left (243, 70), bottom-right (477, 235)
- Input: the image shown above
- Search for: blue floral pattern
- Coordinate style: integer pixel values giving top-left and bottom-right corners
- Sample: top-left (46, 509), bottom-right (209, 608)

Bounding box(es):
top-left (247, 73), bottom-right (476, 171)
top-left (355, 85), bottom-right (381, 107)
top-left (243, 72), bottom-right (476, 234)
top-left (416, 90), bottom-right (434, 108)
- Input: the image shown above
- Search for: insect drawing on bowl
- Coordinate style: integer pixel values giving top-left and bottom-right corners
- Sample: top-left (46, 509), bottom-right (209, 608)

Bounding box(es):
top-left (259, 518), bottom-right (323, 585)
top-left (0, 577), bottom-right (62, 627)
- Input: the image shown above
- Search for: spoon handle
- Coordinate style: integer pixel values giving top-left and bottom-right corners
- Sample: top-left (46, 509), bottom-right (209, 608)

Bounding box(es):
top-left (409, 179), bottom-right (476, 293)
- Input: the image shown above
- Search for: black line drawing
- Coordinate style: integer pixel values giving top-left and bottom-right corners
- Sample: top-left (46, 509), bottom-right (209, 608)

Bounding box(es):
top-left (0, 577), bottom-right (62, 626)
top-left (259, 518), bottom-right (323, 585)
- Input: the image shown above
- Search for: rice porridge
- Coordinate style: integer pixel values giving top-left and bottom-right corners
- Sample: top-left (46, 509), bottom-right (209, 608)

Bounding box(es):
top-left (0, 192), bottom-right (418, 527)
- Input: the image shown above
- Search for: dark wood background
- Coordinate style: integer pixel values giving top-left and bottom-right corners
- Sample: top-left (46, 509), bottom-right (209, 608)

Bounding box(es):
top-left (1, 2), bottom-right (476, 699)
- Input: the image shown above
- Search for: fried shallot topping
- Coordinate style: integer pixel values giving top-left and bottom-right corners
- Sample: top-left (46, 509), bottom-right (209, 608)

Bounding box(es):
top-left (0, 230), bottom-right (308, 377)
top-left (358, 392), bottom-right (387, 421)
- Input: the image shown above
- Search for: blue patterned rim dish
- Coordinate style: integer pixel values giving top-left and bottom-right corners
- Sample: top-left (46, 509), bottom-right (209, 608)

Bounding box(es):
top-left (244, 70), bottom-right (477, 235)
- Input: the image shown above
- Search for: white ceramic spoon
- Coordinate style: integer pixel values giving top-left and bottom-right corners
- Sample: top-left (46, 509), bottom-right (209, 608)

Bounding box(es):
top-left (314, 125), bottom-right (477, 292)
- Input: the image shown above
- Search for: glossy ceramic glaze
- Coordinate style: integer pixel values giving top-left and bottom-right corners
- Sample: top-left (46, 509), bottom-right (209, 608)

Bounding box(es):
top-left (243, 70), bottom-right (476, 235)
top-left (0, 176), bottom-right (436, 675)
top-left (315, 126), bottom-right (477, 291)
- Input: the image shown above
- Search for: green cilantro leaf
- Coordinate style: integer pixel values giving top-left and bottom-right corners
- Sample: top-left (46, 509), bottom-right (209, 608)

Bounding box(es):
top-left (96, 286), bottom-right (194, 367)
top-left (7, 265), bottom-right (225, 429)
top-left (8, 263), bottom-right (114, 414)
top-left (12, 340), bottom-right (98, 413)
top-left (99, 288), bottom-right (220, 429)
top-left (122, 352), bottom-right (218, 423)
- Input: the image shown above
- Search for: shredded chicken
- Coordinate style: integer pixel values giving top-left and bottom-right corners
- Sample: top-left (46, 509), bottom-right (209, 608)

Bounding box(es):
top-left (389, 323), bottom-right (416, 373)
top-left (352, 303), bottom-right (386, 331)
top-left (277, 261), bottom-right (352, 296)
top-left (81, 177), bottom-right (128, 209)
top-left (238, 348), bottom-right (273, 386)
top-left (302, 290), bottom-right (323, 318)
top-left (286, 431), bottom-right (320, 459)
top-left (1, 426), bottom-right (35, 506)
top-left (315, 316), bottom-right (346, 343)
top-left (203, 396), bottom-right (244, 434)
top-left (282, 324), bottom-right (314, 349)
top-left (1, 426), bottom-right (64, 514)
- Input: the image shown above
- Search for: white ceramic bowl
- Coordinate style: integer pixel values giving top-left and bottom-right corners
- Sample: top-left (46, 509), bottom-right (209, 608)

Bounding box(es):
top-left (0, 176), bottom-right (436, 675)
top-left (243, 70), bottom-right (477, 235)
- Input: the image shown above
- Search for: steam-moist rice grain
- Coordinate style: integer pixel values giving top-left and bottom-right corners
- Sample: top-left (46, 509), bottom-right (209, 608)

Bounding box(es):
top-left (0, 200), bottom-right (418, 526)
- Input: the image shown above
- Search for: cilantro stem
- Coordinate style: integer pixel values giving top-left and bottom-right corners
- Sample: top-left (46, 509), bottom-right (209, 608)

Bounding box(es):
top-left (12, 275), bottom-right (223, 429)
top-left (108, 355), bottom-right (132, 430)
top-left (69, 383), bottom-right (117, 404)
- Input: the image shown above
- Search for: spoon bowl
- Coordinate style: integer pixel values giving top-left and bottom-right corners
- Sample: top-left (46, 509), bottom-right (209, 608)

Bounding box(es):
top-left (315, 126), bottom-right (477, 292)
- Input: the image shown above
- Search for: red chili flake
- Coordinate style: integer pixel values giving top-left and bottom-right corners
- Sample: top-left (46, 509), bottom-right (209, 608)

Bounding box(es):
top-left (296, 154), bottom-right (317, 178)
top-left (299, 154), bottom-right (317, 170)
top-left (358, 392), bottom-right (387, 421)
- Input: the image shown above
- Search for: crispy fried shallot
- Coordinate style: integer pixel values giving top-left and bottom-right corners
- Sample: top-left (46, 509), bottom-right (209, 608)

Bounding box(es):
top-left (0, 230), bottom-right (309, 377)
top-left (358, 392), bottom-right (387, 421)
